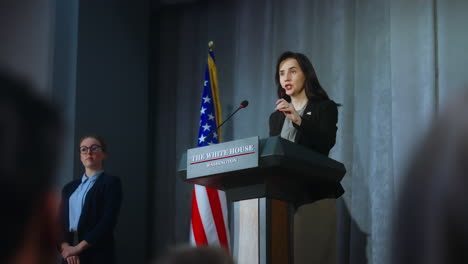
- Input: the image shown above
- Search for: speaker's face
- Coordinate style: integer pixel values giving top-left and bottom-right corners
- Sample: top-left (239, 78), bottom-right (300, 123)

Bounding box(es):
top-left (278, 58), bottom-right (306, 98)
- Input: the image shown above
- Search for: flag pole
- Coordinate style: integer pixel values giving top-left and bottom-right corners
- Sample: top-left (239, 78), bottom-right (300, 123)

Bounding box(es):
top-left (208, 40), bottom-right (214, 51)
top-left (207, 41), bottom-right (223, 142)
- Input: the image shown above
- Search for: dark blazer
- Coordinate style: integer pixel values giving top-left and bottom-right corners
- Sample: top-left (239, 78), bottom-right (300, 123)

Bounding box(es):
top-left (61, 173), bottom-right (122, 264)
top-left (270, 98), bottom-right (341, 206)
top-left (269, 98), bottom-right (338, 155)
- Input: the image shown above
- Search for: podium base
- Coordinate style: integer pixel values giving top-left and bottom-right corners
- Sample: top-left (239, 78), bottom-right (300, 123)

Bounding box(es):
top-left (234, 198), bottom-right (292, 264)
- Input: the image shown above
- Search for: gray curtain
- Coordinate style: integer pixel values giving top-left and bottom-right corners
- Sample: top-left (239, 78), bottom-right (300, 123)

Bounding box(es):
top-left (156, 0), bottom-right (468, 263)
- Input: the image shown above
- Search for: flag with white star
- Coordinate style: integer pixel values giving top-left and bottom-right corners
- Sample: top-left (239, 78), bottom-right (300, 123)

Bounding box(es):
top-left (197, 67), bottom-right (220, 146)
top-left (190, 43), bottom-right (230, 252)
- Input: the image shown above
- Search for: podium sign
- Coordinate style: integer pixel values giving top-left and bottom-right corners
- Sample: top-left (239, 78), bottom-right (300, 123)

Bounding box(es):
top-left (187, 136), bottom-right (259, 179)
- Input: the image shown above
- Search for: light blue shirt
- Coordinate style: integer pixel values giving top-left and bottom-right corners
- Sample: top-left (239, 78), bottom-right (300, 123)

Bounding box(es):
top-left (68, 171), bottom-right (103, 231)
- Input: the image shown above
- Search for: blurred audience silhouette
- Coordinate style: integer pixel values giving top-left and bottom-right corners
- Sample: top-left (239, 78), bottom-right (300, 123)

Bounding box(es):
top-left (155, 246), bottom-right (235, 264)
top-left (393, 90), bottom-right (468, 263)
top-left (0, 68), bottom-right (62, 264)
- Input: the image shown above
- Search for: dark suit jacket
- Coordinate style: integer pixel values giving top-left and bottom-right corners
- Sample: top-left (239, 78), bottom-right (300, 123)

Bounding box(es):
top-left (269, 98), bottom-right (338, 155)
top-left (269, 98), bottom-right (341, 207)
top-left (61, 173), bottom-right (122, 264)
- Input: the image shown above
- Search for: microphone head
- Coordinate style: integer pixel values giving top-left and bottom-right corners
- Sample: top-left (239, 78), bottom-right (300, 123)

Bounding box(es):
top-left (280, 91), bottom-right (286, 99)
top-left (240, 100), bottom-right (249, 108)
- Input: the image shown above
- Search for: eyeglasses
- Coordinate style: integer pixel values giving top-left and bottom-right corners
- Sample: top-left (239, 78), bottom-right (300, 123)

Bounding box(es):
top-left (79, 145), bottom-right (103, 154)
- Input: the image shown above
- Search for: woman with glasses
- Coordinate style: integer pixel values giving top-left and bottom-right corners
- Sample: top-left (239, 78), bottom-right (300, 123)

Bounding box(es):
top-left (59, 136), bottom-right (122, 264)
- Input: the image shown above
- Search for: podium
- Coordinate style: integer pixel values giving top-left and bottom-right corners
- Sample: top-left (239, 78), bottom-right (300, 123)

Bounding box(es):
top-left (178, 136), bottom-right (346, 264)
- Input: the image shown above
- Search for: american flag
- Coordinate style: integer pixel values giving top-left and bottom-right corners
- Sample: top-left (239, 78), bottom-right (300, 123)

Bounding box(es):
top-left (190, 43), bottom-right (230, 251)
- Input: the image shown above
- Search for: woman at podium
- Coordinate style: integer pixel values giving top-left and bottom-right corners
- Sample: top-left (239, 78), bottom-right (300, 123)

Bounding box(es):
top-left (269, 51), bottom-right (339, 264)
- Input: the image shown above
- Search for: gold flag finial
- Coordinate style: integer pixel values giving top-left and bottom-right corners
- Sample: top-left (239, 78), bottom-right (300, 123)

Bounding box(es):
top-left (208, 41), bottom-right (214, 51)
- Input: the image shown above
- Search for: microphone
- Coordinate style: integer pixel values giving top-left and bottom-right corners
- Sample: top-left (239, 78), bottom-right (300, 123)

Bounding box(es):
top-left (206, 100), bottom-right (249, 141)
top-left (280, 91), bottom-right (288, 100)
top-left (239, 100), bottom-right (249, 108)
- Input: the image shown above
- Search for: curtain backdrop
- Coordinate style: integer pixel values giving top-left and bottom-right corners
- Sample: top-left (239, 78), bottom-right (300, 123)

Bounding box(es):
top-left (156, 0), bottom-right (468, 263)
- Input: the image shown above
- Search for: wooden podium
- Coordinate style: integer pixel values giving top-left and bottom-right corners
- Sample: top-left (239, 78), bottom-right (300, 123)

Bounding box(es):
top-left (178, 136), bottom-right (346, 264)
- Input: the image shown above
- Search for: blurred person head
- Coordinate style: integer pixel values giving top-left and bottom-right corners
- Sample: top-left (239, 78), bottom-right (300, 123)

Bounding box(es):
top-left (393, 90), bottom-right (468, 263)
top-left (275, 51), bottom-right (331, 102)
top-left (155, 246), bottom-right (235, 264)
top-left (0, 68), bottom-right (62, 264)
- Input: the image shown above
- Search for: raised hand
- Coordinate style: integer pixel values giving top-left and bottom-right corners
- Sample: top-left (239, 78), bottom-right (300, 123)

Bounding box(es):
top-left (275, 98), bottom-right (302, 126)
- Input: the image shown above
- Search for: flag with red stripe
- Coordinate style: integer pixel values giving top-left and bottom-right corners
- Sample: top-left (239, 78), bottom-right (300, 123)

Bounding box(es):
top-left (190, 42), bottom-right (230, 251)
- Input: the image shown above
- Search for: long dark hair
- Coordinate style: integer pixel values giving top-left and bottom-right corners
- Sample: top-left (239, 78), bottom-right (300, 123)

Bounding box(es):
top-left (275, 51), bottom-right (333, 103)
